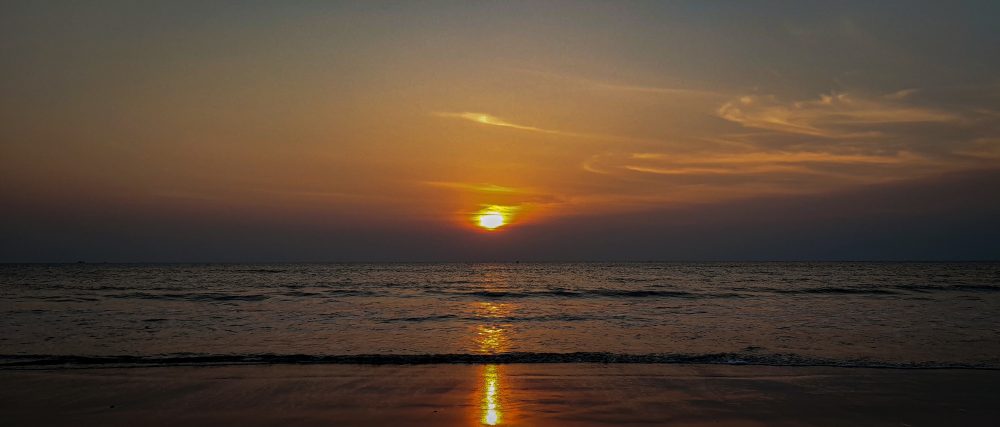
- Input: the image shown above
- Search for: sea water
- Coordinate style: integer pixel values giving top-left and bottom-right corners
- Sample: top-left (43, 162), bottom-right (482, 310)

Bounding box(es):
top-left (2, 263), bottom-right (998, 368)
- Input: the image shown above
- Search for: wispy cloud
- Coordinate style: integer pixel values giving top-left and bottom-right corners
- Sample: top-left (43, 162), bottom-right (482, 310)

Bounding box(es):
top-left (576, 88), bottom-right (999, 203)
top-left (588, 150), bottom-right (932, 180)
top-left (623, 164), bottom-right (812, 176)
top-left (511, 68), bottom-right (723, 98)
top-left (717, 92), bottom-right (962, 137)
top-left (442, 87), bottom-right (999, 211)
top-left (588, 81), bottom-right (721, 97)
top-left (883, 88), bottom-right (919, 100)
top-left (433, 112), bottom-right (561, 134)
top-left (422, 181), bottom-right (519, 193)
top-left (575, 149), bottom-right (947, 204)
top-left (434, 111), bottom-right (660, 144)
top-left (423, 181), bottom-right (564, 214)
top-left (630, 151), bottom-right (923, 166)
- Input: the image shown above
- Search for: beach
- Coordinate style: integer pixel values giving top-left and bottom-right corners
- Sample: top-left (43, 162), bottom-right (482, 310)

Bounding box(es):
top-left (3, 263), bottom-right (999, 425)
top-left (2, 364), bottom-right (997, 426)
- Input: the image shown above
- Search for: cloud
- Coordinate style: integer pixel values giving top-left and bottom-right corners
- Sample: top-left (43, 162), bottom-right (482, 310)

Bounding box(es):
top-left (433, 111), bottom-right (661, 144)
top-left (585, 81), bottom-right (721, 98)
top-left (717, 92), bottom-right (962, 137)
top-left (422, 180), bottom-right (564, 207)
top-left (510, 67), bottom-right (723, 98)
top-left (438, 88), bottom-right (999, 213)
top-left (629, 151), bottom-right (921, 165)
top-left (585, 149), bottom-right (938, 192)
top-left (955, 138), bottom-right (1000, 160)
top-left (422, 181), bottom-right (519, 193)
top-left (883, 88), bottom-right (919, 100)
top-left (578, 89), bottom-right (999, 201)
top-left (433, 112), bottom-right (560, 134)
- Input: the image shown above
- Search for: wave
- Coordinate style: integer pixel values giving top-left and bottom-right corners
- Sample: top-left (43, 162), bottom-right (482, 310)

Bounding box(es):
top-left (2, 352), bottom-right (996, 370)
top-left (378, 314), bottom-right (460, 322)
top-left (324, 289), bottom-right (378, 296)
top-left (376, 314), bottom-right (626, 323)
top-left (768, 284), bottom-right (1000, 295)
top-left (771, 287), bottom-right (899, 295)
top-left (895, 284), bottom-right (1000, 293)
top-left (438, 289), bottom-right (741, 299)
top-left (763, 284), bottom-right (999, 295)
top-left (108, 292), bottom-right (270, 302)
top-left (102, 289), bottom-right (377, 301)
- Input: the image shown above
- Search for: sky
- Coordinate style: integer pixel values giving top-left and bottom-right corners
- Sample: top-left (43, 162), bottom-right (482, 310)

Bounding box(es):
top-left (2, 1), bottom-right (999, 262)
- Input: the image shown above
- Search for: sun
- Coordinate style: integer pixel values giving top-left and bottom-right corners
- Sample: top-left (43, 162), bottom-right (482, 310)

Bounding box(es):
top-left (478, 212), bottom-right (505, 230)
top-left (472, 205), bottom-right (517, 231)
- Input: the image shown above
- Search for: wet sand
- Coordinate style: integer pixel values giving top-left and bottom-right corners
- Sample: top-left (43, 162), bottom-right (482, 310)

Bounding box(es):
top-left (1, 364), bottom-right (997, 426)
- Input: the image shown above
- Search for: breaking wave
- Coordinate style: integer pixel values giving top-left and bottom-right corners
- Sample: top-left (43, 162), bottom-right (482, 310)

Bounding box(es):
top-left (2, 352), bottom-right (996, 370)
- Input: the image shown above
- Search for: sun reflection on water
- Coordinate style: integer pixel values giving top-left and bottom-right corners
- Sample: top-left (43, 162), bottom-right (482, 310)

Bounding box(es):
top-left (476, 301), bottom-right (511, 318)
top-left (474, 302), bottom-right (511, 354)
top-left (475, 325), bottom-right (508, 354)
top-left (473, 300), bottom-right (510, 424)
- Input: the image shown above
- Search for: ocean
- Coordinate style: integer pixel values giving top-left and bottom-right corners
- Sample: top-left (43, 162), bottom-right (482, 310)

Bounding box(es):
top-left (2, 262), bottom-right (998, 368)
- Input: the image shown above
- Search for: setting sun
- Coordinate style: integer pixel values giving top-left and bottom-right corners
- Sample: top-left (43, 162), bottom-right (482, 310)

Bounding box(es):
top-left (473, 205), bottom-right (518, 231)
top-left (478, 213), bottom-right (505, 230)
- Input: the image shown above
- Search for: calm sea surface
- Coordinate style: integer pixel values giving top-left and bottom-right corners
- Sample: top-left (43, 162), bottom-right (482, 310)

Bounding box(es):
top-left (2, 263), bottom-right (999, 368)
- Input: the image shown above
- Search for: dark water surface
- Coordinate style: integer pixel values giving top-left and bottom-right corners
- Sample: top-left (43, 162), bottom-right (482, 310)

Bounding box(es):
top-left (2, 263), bottom-right (998, 368)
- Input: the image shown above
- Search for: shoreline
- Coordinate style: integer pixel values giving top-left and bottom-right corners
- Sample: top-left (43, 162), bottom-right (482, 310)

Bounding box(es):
top-left (2, 363), bottom-right (997, 426)
top-left (4, 352), bottom-right (997, 371)
top-left (5, 362), bottom-right (1000, 371)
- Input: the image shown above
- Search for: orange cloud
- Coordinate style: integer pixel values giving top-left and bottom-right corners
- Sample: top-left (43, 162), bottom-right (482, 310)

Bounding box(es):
top-left (433, 112), bottom-right (559, 134)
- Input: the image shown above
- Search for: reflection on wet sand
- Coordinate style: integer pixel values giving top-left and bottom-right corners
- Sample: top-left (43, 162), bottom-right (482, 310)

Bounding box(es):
top-left (481, 364), bottom-right (502, 425)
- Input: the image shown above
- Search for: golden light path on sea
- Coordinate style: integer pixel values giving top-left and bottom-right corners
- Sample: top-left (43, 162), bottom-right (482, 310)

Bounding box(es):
top-left (476, 301), bottom-right (510, 425)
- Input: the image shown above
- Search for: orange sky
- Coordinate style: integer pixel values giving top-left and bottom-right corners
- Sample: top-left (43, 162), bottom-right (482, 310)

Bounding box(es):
top-left (2, 2), bottom-right (999, 260)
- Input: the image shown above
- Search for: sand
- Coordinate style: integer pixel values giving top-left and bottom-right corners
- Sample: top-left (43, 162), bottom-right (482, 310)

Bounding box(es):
top-left (1, 364), bottom-right (997, 426)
